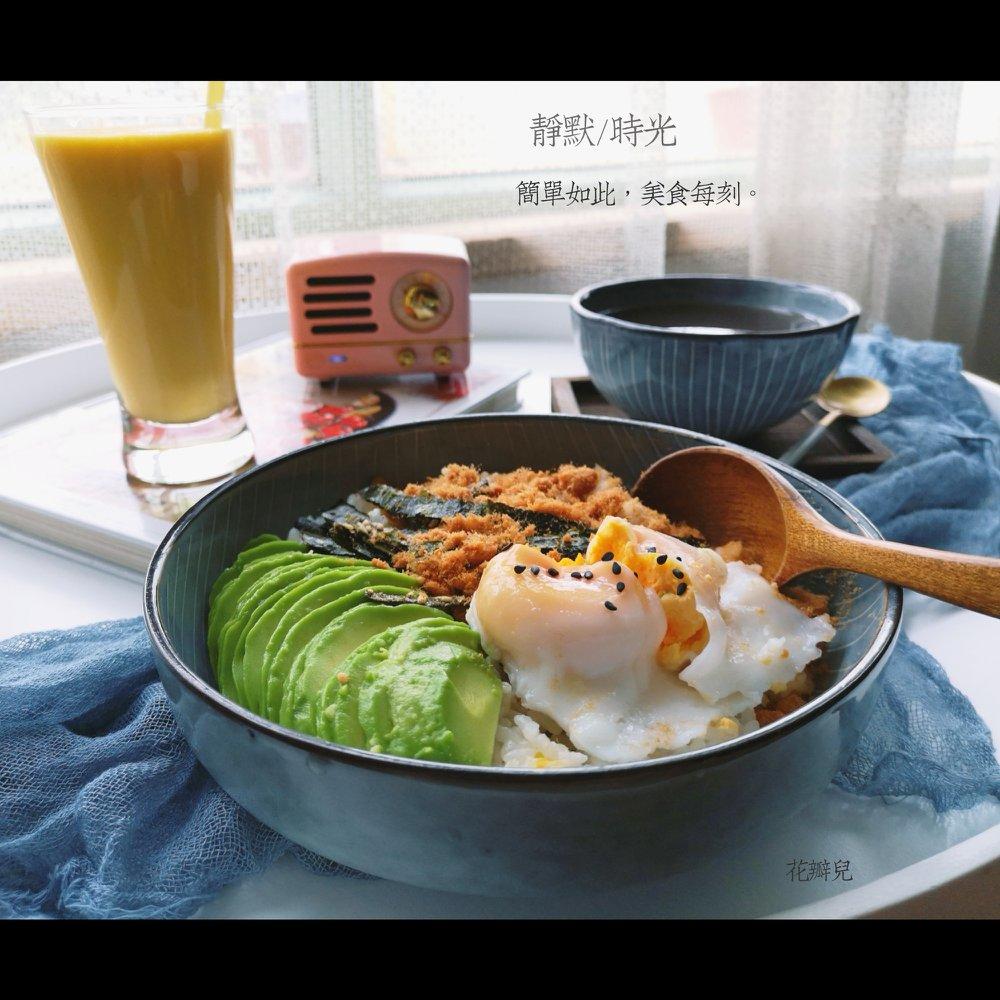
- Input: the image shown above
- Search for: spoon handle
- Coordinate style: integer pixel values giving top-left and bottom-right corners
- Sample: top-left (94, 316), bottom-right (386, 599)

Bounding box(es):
top-left (779, 410), bottom-right (840, 467)
top-left (807, 529), bottom-right (1000, 617)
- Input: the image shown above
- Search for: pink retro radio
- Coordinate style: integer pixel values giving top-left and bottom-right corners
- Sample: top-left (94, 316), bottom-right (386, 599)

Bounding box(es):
top-left (286, 233), bottom-right (471, 380)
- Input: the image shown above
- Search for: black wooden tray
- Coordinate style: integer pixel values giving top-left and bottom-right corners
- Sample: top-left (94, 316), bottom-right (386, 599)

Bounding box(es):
top-left (551, 377), bottom-right (891, 479)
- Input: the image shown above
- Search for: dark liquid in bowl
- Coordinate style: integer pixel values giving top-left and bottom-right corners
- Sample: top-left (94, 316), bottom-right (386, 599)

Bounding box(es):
top-left (607, 301), bottom-right (821, 334)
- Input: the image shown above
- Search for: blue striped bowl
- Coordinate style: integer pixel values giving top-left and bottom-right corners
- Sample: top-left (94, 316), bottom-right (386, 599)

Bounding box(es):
top-left (571, 275), bottom-right (860, 439)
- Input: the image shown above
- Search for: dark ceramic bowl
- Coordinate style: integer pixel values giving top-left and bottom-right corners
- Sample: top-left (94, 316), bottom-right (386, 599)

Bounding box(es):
top-left (571, 275), bottom-right (861, 439)
top-left (144, 414), bottom-right (899, 896)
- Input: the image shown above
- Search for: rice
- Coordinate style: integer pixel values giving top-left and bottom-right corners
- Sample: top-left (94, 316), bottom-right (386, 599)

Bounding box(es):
top-left (495, 715), bottom-right (590, 769)
top-left (492, 682), bottom-right (588, 769)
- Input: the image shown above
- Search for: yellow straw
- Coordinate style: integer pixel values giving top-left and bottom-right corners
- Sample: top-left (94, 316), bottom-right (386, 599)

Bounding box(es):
top-left (205, 81), bottom-right (225, 128)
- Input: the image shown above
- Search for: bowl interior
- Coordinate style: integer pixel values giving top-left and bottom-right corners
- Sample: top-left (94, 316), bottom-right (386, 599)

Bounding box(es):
top-left (151, 414), bottom-right (895, 756)
top-left (575, 275), bottom-right (860, 335)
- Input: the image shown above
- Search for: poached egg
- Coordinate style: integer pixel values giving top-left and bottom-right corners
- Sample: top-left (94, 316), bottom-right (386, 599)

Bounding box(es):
top-left (467, 516), bottom-right (834, 763)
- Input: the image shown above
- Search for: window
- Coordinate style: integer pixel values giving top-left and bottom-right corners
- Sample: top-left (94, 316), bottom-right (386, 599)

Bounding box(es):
top-left (1, 81), bottom-right (998, 372)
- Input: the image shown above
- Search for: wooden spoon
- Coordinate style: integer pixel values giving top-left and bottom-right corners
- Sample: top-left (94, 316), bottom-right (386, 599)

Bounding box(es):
top-left (633, 445), bottom-right (1000, 618)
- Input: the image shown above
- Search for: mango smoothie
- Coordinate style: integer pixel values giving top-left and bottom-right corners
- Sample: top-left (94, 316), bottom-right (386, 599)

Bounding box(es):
top-left (33, 127), bottom-right (236, 425)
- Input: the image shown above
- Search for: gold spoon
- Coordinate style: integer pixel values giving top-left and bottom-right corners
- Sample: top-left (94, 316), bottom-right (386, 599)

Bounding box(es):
top-left (780, 376), bottom-right (892, 467)
top-left (633, 446), bottom-right (1000, 617)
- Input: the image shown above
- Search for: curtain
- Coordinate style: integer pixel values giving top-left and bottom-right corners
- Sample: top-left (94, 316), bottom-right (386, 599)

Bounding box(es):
top-left (749, 81), bottom-right (1000, 377)
top-left (1, 81), bottom-right (997, 378)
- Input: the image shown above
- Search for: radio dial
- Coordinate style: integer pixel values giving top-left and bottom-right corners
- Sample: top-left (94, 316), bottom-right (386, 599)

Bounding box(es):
top-left (403, 283), bottom-right (440, 321)
top-left (391, 270), bottom-right (452, 331)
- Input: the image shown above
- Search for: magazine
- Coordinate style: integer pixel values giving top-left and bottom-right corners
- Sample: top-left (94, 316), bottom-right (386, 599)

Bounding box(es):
top-left (0, 334), bottom-right (527, 572)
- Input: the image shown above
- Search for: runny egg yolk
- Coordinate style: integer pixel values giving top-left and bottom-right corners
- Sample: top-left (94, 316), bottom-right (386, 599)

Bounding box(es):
top-left (551, 516), bottom-right (708, 673)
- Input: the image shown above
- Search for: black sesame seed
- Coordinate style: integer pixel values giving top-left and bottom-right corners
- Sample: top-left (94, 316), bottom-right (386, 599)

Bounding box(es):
top-left (601, 551), bottom-right (614, 561)
top-left (676, 556), bottom-right (683, 562)
top-left (530, 565), bottom-right (541, 576)
top-left (676, 582), bottom-right (688, 596)
top-left (616, 581), bottom-right (625, 593)
top-left (633, 570), bottom-right (639, 578)
top-left (547, 567), bottom-right (560, 578)
top-left (656, 554), bottom-right (668, 565)
top-left (646, 545), bottom-right (657, 553)
top-left (604, 600), bottom-right (617, 611)
top-left (612, 561), bottom-right (622, 575)
top-left (673, 568), bottom-right (685, 579)
top-left (583, 570), bottom-right (594, 580)
top-left (570, 571), bottom-right (582, 579)
top-left (514, 564), bottom-right (526, 574)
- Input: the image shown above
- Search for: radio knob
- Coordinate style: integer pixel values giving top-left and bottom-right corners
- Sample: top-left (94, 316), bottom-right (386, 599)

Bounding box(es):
top-left (396, 347), bottom-right (416, 368)
top-left (433, 345), bottom-right (452, 365)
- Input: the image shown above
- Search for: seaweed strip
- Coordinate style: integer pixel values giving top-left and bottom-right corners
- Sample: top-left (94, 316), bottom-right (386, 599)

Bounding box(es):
top-left (363, 588), bottom-right (470, 612)
top-left (296, 529), bottom-right (357, 558)
top-left (360, 484), bottom-right (591, 555)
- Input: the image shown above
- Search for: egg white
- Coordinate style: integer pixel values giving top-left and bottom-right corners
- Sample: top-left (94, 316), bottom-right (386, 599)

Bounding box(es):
top-left (681, 560), bottom-right (835, 706)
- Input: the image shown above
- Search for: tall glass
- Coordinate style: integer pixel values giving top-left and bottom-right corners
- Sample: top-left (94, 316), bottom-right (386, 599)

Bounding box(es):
top-left (27, 104), bottom-right (254, 485)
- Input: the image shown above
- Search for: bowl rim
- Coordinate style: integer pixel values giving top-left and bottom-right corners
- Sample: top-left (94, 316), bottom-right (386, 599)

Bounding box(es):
top-left (144, 411), bottom-right (901, 784)
top-left (570, 273), bottom-right (862, 340)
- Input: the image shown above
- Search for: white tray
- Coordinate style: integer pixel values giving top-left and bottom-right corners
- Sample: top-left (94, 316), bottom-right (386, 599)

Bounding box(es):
top-left (1, 294), bottom-right (998, 918)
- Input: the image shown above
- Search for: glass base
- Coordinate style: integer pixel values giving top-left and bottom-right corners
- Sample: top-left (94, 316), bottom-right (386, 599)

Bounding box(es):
top-left (122, 403), bottom-right (255, 485)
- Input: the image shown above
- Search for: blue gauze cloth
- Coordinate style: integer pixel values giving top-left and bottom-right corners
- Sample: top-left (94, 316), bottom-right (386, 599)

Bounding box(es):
top-left (1, 327), bottom-right (998, 918)
top-left (830, 326), bottom-right (1000, 805)
top-left (0, 618), bottom-right (371, 919)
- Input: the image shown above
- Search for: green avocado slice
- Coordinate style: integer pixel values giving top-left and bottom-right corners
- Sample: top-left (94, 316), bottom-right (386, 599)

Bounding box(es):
top-left (358, 624), bottom-right (501, 765)
top-left (239, 567), bottom-right (377, 716)
top-left (208, 549), bottom-right (370, 677)
top-left (366, 647), bottom-right (501, 765)
top-left (223, 560), bottom-right (363, 708)
top-left (259, 568), bottom-right (420, 721)
top-left (208, 551), bottom-right (314, 670)
top-left (217, 562), bottom-right (324, 701)
top-left (317, 619), bottom-right (463, 747)
top-left (208, 537), bottom-right (301, 607)
top-left (280, 602), bottom-right (449, 736)
top-left (318, 621), bottom-right (500, 765)
top-left (209, 537), bottom-right (367, 616)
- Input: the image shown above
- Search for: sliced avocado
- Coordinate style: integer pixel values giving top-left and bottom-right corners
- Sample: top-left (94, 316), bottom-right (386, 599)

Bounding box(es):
top-left (207, 548), bottom-right (371, 676)
top-left (209, 550), bottom-right (307, 645)
top-left (208, 536), bottom-right (367, 617)
top-left (218, 562), bottom-right (321, 700)
top-left (208, 536), bottom-right (300, 607)
top-left (280, 602), bottom-right (449, 736)
top-left (368, 652), bottom-right (500, 765)
top-left (317, 619), bottom-right (463, 747)
top-left (239, 567), bottom-right (374, 715)
top-left (208, 551), bottom-right (319, 680)
top-left (260, 568), bottom-right (420, 721)
top-left (244, 533), bottom-right (283, 547)
top-left (318, 621), bottom-right (500, 765)
top-left (222, 559), bottom-right (360, 707)
top-left (358, 624), bottom-right (501, 765)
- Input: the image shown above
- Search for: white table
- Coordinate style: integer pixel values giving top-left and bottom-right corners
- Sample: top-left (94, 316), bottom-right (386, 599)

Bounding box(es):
top-left (2, 294), bottom-right (999, 918)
